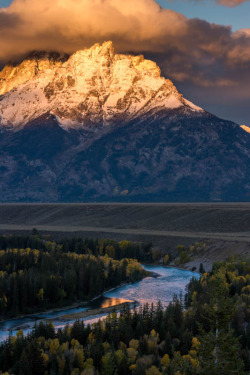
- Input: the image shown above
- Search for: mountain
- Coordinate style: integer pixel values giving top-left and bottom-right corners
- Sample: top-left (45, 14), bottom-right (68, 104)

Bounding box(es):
top-left (0, 41), bottom-right (249, 202)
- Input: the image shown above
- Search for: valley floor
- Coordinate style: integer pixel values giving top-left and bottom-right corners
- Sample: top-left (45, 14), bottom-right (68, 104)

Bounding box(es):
top-left (0, 203), bottom-right (249, 268)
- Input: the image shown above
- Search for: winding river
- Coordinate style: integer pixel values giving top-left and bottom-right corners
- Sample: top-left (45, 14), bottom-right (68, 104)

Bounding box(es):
top-left (0, 265), bottom-right (199, 343)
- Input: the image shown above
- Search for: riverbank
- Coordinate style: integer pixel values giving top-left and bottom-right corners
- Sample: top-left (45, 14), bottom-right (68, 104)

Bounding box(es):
top-left (0, 269), bottom-right (154, 324)
top-left (0, 301), bottom-right (88, 324)
top-left (57, 301), bottom-right (135, 322)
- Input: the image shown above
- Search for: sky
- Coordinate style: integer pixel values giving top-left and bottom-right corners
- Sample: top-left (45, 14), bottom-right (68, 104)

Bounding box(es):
top-left (158, 0), bottom-right (250, 31)
top-left (0, 0), bottom-right (249, 124)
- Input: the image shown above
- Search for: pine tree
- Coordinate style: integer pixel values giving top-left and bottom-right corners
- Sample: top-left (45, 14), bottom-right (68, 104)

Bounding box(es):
top-left (198, 329), bottom-right (245, 375)
top-left (199, 263), bottom-right (205, 274)
top-left (102, 352), bottom-right (117, 375)
top-left (198, 271), bottom-right (245, 375)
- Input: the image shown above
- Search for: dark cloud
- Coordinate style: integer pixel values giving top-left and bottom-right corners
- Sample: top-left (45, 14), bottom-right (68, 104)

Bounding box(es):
top-left (0, 0), bottom-right (249, 124)
top-left (217, 0), bottom-right (249, 7)
top-left (187, 0), bottom-right (250, 7)
top-left (0, 11), bottom-right (20, 28)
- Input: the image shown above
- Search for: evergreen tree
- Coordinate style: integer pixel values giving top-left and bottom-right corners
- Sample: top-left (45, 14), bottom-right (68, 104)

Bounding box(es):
top-left (198, 271), bottom-right (245, 374)
top-left (199, 329), bottom-right (245, 375)
top-left (199, 263), bottom-right (205, 274)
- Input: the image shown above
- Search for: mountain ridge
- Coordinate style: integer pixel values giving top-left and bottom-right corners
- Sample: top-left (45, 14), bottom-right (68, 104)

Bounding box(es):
top-left (0, 41), bottom-right (202, 130)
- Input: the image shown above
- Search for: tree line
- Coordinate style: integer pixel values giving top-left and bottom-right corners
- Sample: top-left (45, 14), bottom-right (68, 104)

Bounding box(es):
top-left (0, 234), bottom-right (154, 262)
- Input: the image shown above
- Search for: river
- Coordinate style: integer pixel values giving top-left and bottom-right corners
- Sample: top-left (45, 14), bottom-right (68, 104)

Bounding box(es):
top-left (0, 265), bottom-right (199, 343)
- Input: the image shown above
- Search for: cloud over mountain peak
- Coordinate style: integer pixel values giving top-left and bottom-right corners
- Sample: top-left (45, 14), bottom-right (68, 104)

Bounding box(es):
top-left (0, 0), bottom-right (249, 124)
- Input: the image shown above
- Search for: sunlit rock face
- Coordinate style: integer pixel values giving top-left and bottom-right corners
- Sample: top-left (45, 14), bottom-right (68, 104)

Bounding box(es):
top-left (0, 41), bottom-right (202, 129)
top-left (0, 42), bottom-right (250, 202)
top-left (0, 52), bottom-right (66, 96)
top-left (241, 125), bottom-right (250, 134)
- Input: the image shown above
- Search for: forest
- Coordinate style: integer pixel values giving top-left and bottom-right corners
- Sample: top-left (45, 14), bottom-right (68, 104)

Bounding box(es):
top-left (0, 235), bottom-right (148, 318)
top-left (0, 257), bottom-right (249, 374)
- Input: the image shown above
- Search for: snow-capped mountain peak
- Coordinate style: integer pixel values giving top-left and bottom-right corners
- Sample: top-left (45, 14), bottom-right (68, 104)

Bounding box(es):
top-left (0, 41), bottom-right (203, 129)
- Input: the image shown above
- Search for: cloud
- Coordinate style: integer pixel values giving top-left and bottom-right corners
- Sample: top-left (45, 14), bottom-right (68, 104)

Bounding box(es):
top-left (0, 0), bottom-right (186, 58)
top-left (0, 0), bottom-right (249, 123)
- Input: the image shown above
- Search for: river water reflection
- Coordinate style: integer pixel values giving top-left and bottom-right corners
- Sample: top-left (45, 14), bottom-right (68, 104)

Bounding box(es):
top-left (105, 265), bottom-right (199, 306)
top-left (0, 265), bottom-right (199, 342)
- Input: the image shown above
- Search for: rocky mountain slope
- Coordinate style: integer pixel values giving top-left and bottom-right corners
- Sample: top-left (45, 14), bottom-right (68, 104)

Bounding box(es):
top-left (0, 42), bottom-right (249, 202)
